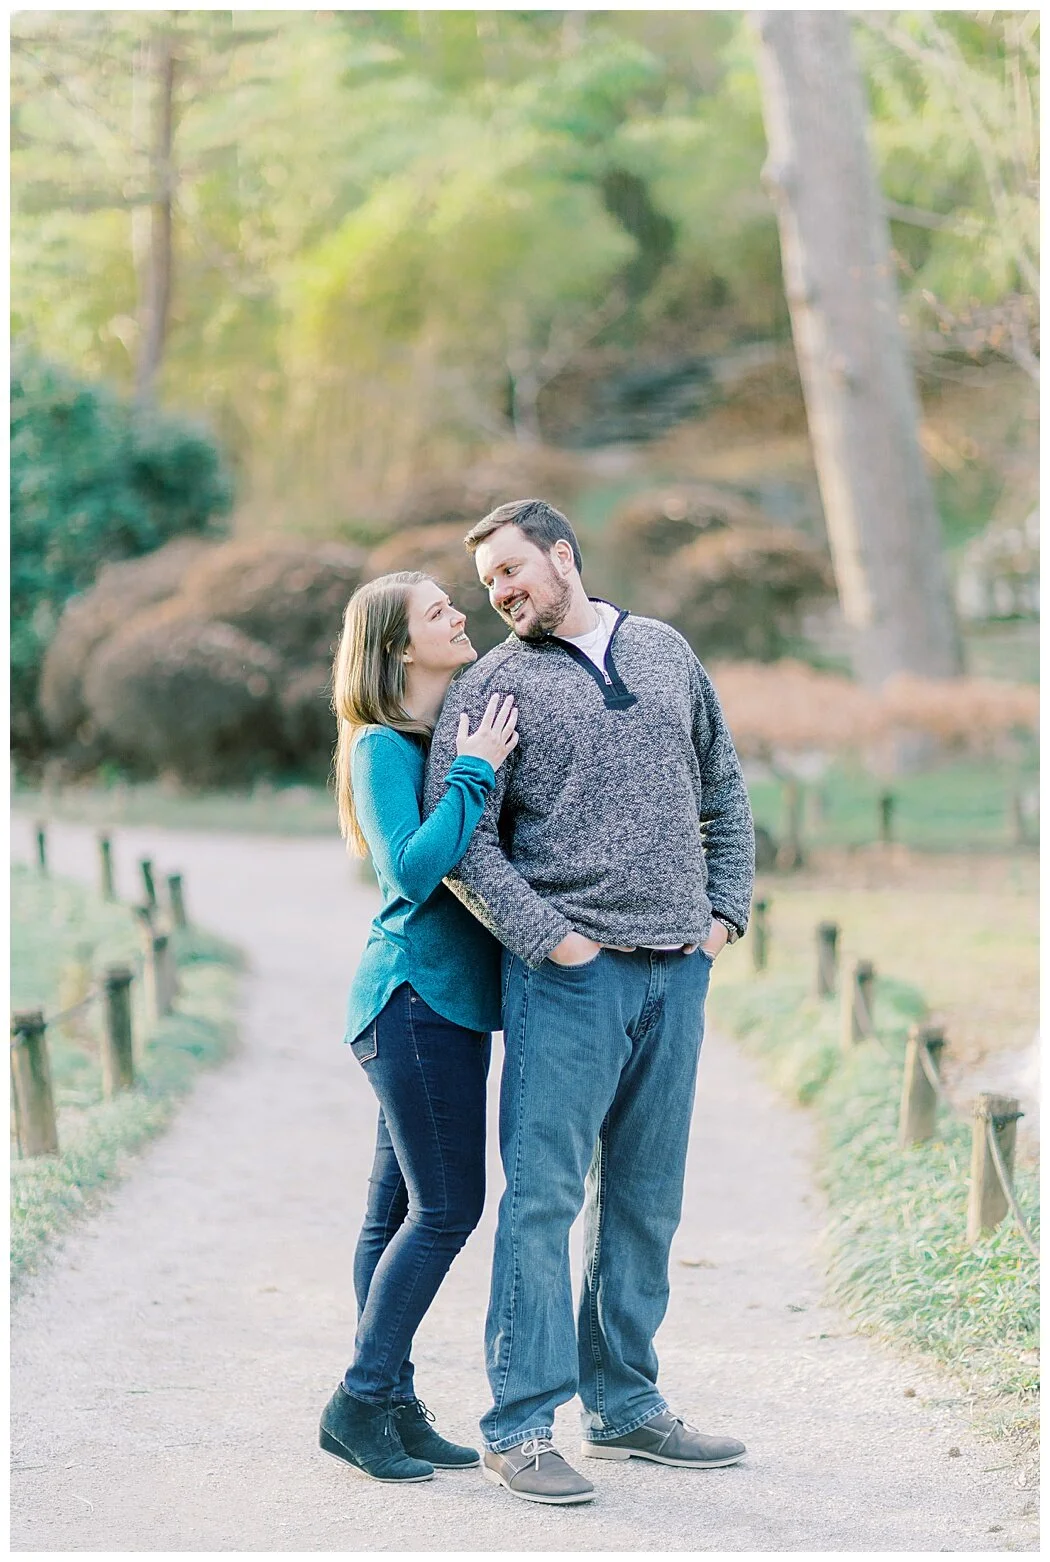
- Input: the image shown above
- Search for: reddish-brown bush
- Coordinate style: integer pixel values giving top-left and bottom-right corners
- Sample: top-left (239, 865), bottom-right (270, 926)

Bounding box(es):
top-left (462, 442), bottom-right (583, 517)
top-left (649, 528), bottom-right (834, 661)
top-left (83, 600), bottom-right (283, 786)
top-left (177, 539), bottom-right (366, 666)
top-left (39, 537), bottom-right (208, 747)
top-left (606, 483), bottom-right (767, 585)
top-left (389, 447), bottom-right (583, 535)
top-left (708, 658), bottom-right (881, 761)
top-left (279, 663), bottom-right (336, 773)
top-left (879, 672), bottom-right (1038, 752)
top-left (365, 524), bottom-right (509, 656)
top-left (707, 659), bottom-right (1038, 767)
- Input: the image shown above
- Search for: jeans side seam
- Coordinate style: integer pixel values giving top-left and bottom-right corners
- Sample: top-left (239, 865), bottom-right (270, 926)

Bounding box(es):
top-left (407, 995), bottom-right (450, 1224)
top-left (584, 1114), bottom-right (609, 1424)
top-left (491, 962), bottom-right (529, 1430)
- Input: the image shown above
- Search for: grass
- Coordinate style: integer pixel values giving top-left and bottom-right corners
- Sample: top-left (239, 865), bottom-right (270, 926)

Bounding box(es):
top-left (10, 865), bottom-right (243, 1288)
top-left (12, 777), bottom-right (340, 837)
top-left (747, 755), bottom-right (1039, 855)
top-left (708, 913), bottom-right (1039, 1448)
top-left (732, 851), bottom-right (1039, 1081)
top-left (15, 753), bottom-right (1039, 856)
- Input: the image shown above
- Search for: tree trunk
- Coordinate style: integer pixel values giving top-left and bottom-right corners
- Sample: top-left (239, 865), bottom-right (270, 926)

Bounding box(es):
top-left (134, 28), bottom-right (176, 406)
top-left (751, 12), bottom-right (963, 685)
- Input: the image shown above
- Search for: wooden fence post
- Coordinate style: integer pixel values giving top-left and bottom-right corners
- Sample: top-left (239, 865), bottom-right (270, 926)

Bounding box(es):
top-left (966, 1093), bottom-right (1021, 1243)
top-left (154, 932), bottom-right (176, 1016)
top-left (35, 821), bottom-right (48, 874)
top-left (752, 897), bottom-right (769, 971)
top-left (98, 832), bottom-right (116, 901)
top-left (842, 959), bottom-right (875, 1047)
top-left (816, 921), bottom-right (839, 997)
top-left (776, 780), bottom-right (805, 870)
top-left (134, 906), bottom-right (158, 1035)
top-left (167, 872), bottom-right (187, 929)
top-left (10, 1010), bottom-right (59, 1156)
top-left (898, 1022), bottom-right (945, 1146)
top-left (139, 858), bottom-right (158, 910)
top-left (878, 791), bottom-right (895, 845)
top-left (101, 965), bottom-right (135, 1096)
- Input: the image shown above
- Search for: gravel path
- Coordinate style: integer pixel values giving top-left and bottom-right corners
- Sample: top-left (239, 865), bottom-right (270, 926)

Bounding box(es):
top-left (10, 816), bottom-right (1037, 1552)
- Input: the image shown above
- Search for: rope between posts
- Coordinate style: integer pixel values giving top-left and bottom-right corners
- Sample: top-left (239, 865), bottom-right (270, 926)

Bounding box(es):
top-left (42, 990), bottom-right (103, 1028)
top-left (12, 952), bottom-right (147, 1048)
top-left (916, 1039), bottom-right (1039, 1261)
top-left (917, 1041), bottom-right (955, 1110)
top-left (985, 1118), bottom-right (1041, 1261)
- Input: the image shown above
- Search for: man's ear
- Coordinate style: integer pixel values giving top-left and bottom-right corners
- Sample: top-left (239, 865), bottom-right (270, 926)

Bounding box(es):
top-left (551, 540), bottom-right (575, 576)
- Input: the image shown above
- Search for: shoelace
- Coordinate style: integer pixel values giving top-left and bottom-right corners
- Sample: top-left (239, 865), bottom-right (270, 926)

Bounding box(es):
top-left (518, 1435), bottom-right (558, 1471)
top-left (393, 1398), bottom-right (436, 1425)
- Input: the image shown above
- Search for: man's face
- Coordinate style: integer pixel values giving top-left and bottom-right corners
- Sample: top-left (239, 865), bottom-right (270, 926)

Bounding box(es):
top-left (474, 525), bottom-right (574, 640)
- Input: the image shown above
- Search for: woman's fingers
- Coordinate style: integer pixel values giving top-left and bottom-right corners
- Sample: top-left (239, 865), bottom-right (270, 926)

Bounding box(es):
top-left (477, 692), bottom-right (502, 732)
top-left (457, 712), bottom-right (469, 742)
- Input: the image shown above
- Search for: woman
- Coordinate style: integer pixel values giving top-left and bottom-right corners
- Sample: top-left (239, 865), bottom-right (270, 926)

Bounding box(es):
top-left (319, 570), bottom-right (518, 1485)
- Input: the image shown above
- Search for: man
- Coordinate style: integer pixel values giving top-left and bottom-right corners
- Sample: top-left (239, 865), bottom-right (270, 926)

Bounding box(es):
top-left (424, 498), bottom-right (755, 1505)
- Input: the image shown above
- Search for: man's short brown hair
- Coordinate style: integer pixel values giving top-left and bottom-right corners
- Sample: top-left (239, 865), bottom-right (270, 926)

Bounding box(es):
top-left (463, 498), bottom-right (583, 573)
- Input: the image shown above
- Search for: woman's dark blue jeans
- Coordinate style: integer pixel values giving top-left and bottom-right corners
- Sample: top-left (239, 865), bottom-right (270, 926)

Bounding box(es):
top-left (344, 983), bottom-right (490, 1405)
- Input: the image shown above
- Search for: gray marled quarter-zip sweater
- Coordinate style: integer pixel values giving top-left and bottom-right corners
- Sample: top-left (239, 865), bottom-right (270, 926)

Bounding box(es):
top-left (423, 601), bottom-right (755, 968)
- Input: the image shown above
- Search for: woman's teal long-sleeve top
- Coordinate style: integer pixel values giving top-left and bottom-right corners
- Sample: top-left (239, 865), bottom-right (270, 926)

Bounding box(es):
top-left (344, 725), bottom-right (503, 1044)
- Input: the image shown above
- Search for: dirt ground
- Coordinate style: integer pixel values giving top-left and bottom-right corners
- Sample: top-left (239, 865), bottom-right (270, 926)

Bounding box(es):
top-left (9, 816), bottom-right (1039, 1552)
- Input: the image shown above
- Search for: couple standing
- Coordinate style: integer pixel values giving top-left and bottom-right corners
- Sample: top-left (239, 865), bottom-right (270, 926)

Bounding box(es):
top-left (320, 498), bottom-right (756, 1505)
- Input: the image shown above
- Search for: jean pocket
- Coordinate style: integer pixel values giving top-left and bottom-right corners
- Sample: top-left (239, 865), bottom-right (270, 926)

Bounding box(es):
top-left (546, 949), bottom-right (603, 972)
top-left (349, 1021), bottom-right (378, 1063)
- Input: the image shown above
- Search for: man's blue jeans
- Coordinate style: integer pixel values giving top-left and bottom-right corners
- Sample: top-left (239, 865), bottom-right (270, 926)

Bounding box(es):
top-left (345, 984), bottom-right (490, 1404)
top-left (481, 946), bottom-right (712, 1452)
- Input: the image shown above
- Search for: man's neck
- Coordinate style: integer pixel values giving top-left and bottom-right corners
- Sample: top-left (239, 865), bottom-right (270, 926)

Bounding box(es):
top-left (551, 587), bottom-right (601, 639)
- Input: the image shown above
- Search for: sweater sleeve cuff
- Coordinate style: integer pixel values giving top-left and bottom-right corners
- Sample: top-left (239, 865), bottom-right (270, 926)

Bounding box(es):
top-left (523, 913), bottom-right (575, 969)
top-left (445, 754), bottom-right (496, 789)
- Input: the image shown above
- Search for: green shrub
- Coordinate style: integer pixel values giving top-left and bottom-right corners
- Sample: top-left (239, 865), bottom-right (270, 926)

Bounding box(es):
top-left (11, 346), bottom-right (234, 756)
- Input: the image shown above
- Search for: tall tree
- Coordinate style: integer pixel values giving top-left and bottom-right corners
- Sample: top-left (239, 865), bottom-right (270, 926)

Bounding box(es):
top-left (133, 23), bottom-right (177, 405)
top-left (751, 11), bottom-right (962, 684)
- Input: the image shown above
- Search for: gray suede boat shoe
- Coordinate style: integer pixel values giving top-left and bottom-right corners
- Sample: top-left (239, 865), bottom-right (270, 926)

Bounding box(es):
top-left (581, 1411), bottom-right (746, 1468)
top-left (483, 1437), bottom-right (596, 1504)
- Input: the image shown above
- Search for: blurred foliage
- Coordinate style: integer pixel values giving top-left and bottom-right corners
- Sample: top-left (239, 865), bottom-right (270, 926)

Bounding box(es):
top-left (11, 11), bottom-right (1037, 530)
top-left (40, 538), bottom-right (365, 786)
top-left (11, 347), bottom-right (233, 754)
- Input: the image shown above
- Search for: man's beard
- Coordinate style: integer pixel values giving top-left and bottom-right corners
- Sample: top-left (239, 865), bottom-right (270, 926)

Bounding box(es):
top-left (504, 563), bottom-right (574, 640)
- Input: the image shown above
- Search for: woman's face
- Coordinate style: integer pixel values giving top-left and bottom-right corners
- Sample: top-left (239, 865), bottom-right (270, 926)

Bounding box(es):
top-left (404, 580), bottom-right (476, 674)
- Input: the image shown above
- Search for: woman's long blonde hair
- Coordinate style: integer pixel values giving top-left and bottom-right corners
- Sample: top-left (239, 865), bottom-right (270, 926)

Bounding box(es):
top-left (332, 570), bottom-right (433, 855)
